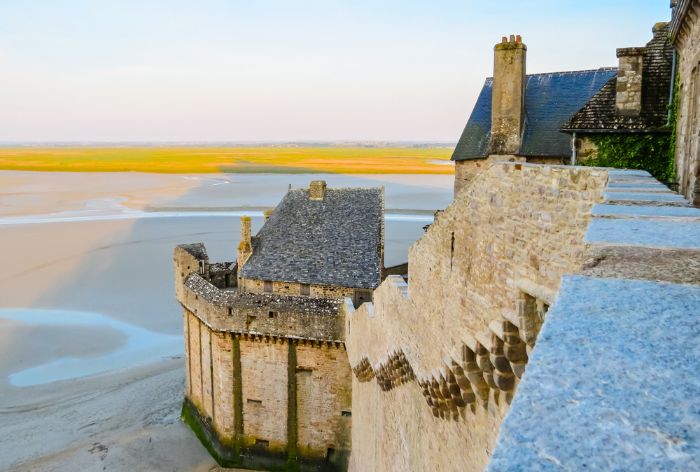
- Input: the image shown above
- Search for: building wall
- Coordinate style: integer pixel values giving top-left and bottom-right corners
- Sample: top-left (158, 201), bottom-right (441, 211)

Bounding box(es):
top-left (296, 343), bottom-right (352, 460)
top-left (239, 338), bottom-right (289, 453)
top-left (346, 161), bottom-right (608, 471)
top-left (211, 331), bottom-right (235, 440)
top-left (674, 2), bottom-right (700, 206)
top-left (182, 305), bottom-right (352, 466)
top-left (240, 277), bottom-right (356, 299)
top-left (454, 155), bottom-right (566, 194)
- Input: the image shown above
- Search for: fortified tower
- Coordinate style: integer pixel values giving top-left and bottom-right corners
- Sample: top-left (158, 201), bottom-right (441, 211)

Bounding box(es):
top-left (174, 181), bottom-right (384, 471)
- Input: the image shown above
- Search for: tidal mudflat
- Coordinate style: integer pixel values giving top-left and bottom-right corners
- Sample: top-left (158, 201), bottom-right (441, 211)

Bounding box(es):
top-left (0, 170), bottom-right (452, 471)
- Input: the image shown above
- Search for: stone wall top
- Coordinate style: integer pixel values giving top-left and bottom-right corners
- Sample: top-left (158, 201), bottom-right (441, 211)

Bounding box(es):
top-left (184, 273), bottom-right (341, 315)
top-left (489, 169), bottom-right (700, 470)
top-left (180, 272), bottom-right (345, 342)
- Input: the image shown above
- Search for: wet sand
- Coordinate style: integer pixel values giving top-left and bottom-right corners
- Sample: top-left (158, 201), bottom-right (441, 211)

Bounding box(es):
top-left (0, 359), bottom-right (217, 472)
top-left (0, 170), bottom-right (452, 471)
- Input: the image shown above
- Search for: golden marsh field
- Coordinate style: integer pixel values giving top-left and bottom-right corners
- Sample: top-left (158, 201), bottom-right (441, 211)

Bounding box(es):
top-left (0, 147), bottom-right (455, 174)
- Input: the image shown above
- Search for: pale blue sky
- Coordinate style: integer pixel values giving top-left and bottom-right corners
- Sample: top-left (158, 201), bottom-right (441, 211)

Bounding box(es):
top-left (0, 1), bottom-right (671, 142)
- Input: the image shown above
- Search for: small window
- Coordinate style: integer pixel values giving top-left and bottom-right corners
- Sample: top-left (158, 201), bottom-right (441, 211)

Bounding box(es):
top-left (264, 280), bottom-right (273, 293)
top-left (326, 448), bottom-right (336, 463)
top-left (353, 290), bottom-right (372, 308)
top-left (255, 439), bottom-right (269, 448)
top-left (268, 311), bottom-right (277, 318)
top-left (300, 284), bottom-right (310, 296)
top-left (247, 398), bottom-right (262, 405)
top-left (228, 307), bottom-right (232, 315)
top-left (341, 410), bottom-right (352, 417)
top-left (246, 314), bottom-right (256, 328)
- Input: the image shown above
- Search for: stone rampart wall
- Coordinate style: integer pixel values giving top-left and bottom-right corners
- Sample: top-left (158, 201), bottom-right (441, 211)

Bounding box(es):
top-left (345, 162), bottom-right (608, 471)
top-left (175, 265), bottom-right (344, 342)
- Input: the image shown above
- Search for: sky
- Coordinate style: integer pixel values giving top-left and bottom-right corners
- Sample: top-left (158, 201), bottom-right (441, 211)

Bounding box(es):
top-left (0, 0), bottom-right (671, 143)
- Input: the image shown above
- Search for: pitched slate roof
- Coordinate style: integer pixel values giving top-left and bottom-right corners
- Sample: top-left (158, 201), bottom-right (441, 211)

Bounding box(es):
top-left (238, 186), bottom-right (383, 289)
top-left (452, 69), bottom-right (616, 161)
top-left (563, 24), bottom-right (673, 133)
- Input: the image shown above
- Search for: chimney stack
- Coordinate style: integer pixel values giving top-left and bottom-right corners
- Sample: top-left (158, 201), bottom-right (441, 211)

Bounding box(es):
top-left (490, 34), bottom-right (526, 156)
top-left (238, 215), bottom-right (252, 267)
top-left (615, 47), bottom-right (646, 116)
top-left (309, 180), bottom-right (327, 201)
top-left (263, 209), bottom-right (274, 222)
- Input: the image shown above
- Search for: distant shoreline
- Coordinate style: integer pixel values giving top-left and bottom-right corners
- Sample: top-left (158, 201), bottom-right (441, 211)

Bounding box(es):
top-left (0, 141), bottom-right (457, 148)
top-left (0, 146), bottom-right (455, 174)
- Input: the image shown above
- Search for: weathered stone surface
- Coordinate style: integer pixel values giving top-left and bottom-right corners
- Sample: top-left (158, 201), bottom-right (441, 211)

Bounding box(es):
top-left (585, 218), bottom-right (700, 249)
top-left (346, 164), bottom-right (699, 471)
top-left (345, 162), bottom-right (608, 471)
top-left (488, 277), bottom-right (700, 471)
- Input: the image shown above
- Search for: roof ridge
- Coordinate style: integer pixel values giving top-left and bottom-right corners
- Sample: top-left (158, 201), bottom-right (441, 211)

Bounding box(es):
top-left (289, 186), bottom-right (384, 192)
top-left (484, 67), bottom-right (618, 81)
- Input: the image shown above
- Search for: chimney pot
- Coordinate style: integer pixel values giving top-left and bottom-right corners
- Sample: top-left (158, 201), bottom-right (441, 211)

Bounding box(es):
top-left (502, 36), bottom-right (508, 44)
top-left (309, 180), bottom-right (327, 201)
top-left (263, 209), bottom-right (274, 222)
top-left (509, 34), bottom-right (515, 43)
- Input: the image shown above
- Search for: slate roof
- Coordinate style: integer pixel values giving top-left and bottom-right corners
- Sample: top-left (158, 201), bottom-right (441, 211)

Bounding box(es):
top-left (238, 187), bottom-right (383, 289)
top-left (452, 68), bottom-right (616, 161)
top-left (563, 24), bottom-right (674, 133)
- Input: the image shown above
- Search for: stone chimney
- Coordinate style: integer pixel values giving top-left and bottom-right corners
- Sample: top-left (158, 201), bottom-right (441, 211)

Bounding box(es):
top-left (490, 34), bottom-right (526, 156)
top-left (237, 215), bottom-right (252, 267)
top-left (616, 47), bottom-right (646, 116)
top-left (309, 180), bottom-right (327, 201)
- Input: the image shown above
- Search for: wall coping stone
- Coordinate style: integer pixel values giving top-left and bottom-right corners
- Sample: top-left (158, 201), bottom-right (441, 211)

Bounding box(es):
top-left (489, 168), bottom-right (700, 470)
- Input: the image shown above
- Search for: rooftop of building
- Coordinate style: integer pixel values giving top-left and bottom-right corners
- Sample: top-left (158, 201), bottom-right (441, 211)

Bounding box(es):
top-left (238, 184), bottom-right (384, 289)
top-left (451, 68), bottom-right (616, 161)
top-left (563, 23), bottom-right (674, 133)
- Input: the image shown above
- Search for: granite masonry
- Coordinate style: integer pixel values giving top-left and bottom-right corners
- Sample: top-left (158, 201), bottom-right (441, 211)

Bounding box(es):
top-left (344, 162), bottom-right (700, 471)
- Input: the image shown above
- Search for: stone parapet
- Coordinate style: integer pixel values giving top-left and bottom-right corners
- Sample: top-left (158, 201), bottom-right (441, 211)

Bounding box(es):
top-left (180, 271), bottom-right (344, 343)
top-left (489, 169), bottom-right (700, 469)
top-left (344, 161), bottom-right (608, 471)
top-left (345, 161), bottom-right (700, 471)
